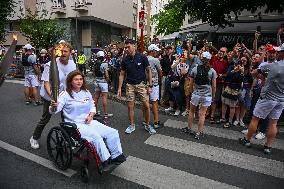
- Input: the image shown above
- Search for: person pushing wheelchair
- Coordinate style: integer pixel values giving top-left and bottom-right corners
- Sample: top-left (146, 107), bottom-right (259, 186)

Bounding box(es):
top-left (49, 70), bottom-right (126, 168)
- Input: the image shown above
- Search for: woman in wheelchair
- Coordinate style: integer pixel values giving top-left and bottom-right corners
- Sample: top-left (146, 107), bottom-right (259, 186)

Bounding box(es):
top-left (49, 70), bottom-right (126, 168)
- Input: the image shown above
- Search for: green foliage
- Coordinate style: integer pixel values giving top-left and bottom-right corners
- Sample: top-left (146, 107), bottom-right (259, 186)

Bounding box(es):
top-left (153, 0), bottom-right (284, 35)
top-left (0, 0), bottom-right (15, 42)
top-left (19, 9), bottom-right (66, 49)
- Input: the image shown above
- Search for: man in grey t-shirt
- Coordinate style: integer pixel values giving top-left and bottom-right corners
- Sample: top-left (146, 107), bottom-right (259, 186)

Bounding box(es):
top-left (22, 44), bottom-right (41, 105)
top-left (240, 43), bottom-right (284, 154)
top-left (147, 44), bottom-right (162, 129)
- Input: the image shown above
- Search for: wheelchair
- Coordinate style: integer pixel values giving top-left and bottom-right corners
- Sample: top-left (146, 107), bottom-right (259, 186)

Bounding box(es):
top-left (46, 115), bottom-right (109, 183)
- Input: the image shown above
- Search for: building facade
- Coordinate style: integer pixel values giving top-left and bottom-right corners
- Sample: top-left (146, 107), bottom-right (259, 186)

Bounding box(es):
top-left (5, 0), bottom-right (137, 55)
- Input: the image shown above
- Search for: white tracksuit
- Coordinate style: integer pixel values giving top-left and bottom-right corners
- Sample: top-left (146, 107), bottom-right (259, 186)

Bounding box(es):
top-left (50, 90), bottom-right (122, 162)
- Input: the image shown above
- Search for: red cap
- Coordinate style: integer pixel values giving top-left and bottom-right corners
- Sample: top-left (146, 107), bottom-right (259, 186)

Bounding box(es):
top-left (266, 44), bottom-right (276, 52)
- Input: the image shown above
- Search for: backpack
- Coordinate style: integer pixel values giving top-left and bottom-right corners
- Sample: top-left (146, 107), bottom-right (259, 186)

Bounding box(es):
top-left (94, 59), bottom-right (103, 78)
top-left (22, 54), bottom-right (32, 67)
top-left (194, 65), bottom-right (210, 85)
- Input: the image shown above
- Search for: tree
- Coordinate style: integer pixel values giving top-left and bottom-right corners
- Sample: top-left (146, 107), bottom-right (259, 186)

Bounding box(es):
top-left (19, 9), bottom-right (66, 49)
top-left (152, 0), bottom-right (284, 35)
top-left (0, 0), bottom-right (15, 42)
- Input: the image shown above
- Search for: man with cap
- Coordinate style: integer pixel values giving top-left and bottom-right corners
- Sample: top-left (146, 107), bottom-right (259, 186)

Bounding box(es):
top-left (240, 43), bottom-right (284, 154)
top-left (182, 51), bottom-right (217, 140)
top-left (147, 44), bottom-right (163, 129)
top-left (117, 39), bottom-right (156, 135)
top-left (22, 44), bottom-right (42, 105)
top-left (37, 49), bottom-right (50, 73)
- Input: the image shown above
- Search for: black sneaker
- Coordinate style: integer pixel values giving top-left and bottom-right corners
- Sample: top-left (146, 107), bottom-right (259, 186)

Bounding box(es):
top-left (194, 132), bottom-right (204, 140)
top-left (112, 154), bottom-right (126, 165)
top-left (181, 127), bottom-right (194, 135)
top-left (263, 145), bottom-right (272, 155)
top-left (34, 101), bottom-right (43, 106)
top-left (239, 137), bottom-right (251, 147)
top-left (102, 159), bottom-right (111, 171)
top-left (152, 121), bottom-right (163, 129)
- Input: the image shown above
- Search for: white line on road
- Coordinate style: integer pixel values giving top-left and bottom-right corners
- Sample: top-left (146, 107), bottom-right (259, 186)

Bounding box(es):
top-left (4, 79), bottom-right (25, 84)
top-left (0, 140), bottom-right (76, 177)
top-left (112, 156), bottom-right (240, 189)
top-left (145, 134), bottom-right (284, 179)
top-left (164, 119), bottom-right (284, 151)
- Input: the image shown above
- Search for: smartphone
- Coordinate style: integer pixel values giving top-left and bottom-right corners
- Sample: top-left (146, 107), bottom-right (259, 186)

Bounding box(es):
top-left (257, 26), bottom-right (261, 33)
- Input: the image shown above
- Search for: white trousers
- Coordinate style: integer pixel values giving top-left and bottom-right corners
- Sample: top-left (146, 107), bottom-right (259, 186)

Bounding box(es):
top-left (76, 120), bottom-right (122, 162)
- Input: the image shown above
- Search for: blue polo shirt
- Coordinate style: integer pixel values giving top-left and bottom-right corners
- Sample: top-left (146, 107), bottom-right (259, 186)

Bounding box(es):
top-left (121, 52), bottom-right (149, 85)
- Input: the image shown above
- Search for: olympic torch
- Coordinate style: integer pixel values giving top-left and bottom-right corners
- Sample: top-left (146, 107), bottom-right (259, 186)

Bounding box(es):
top-left (0, 33), bottom-right (18, 87)
top-left (49, 44), bottom-right (63, 110)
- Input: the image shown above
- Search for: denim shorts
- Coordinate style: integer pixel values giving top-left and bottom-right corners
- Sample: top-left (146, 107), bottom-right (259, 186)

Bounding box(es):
top-left (239, 88), bottom-right (252, 109)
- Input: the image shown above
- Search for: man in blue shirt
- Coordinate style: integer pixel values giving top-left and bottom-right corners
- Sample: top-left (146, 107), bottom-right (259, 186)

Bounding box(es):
top-left (117, 39), bottom-right (156, 135)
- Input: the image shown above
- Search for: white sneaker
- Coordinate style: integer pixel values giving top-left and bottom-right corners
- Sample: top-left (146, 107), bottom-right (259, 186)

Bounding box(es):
top-left (233, 120), bottom-right (239, 126)
top-left (174, 110), bottom-right (180, 116)
top-left (239, 120), bottom-right (245, 127)
top-left (241, 129), bottom-right (248, 135)
top-left (144, 125), bottom-right (157, 135)
top-left (255, 132), bottom-right (266, 140)
top-left (165, 107), bottom-right (173, 112)
top-left (30, 136), bottom-right (39, 149)
top-left (125, 124), bottom-right (135, 134)
top-left (181, 110), bottom-right (189, 117)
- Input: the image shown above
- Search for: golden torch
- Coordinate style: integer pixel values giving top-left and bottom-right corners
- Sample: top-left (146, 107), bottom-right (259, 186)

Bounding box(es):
top-left (49, 44), bottom-right (63, 109)
top-left (0, 34), bottom-right (18, 87)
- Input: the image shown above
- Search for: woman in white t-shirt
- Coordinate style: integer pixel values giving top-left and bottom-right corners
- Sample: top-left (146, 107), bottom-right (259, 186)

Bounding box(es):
top-left (50, 70), bottom-right (125, 166)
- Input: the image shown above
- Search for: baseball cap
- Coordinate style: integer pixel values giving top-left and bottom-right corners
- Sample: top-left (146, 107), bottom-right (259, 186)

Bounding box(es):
top-left (201, 51), bottom-right (212, 60)
top-left (273, 43), bottom-right (284, 52)
top-left (148, 44), bottom-right (160, 51)
top-left (23, 44), bottom-right (33, 50)
top-left (96, 51), bottom-right (105, 57)
top-left (266, 44), bottom-right (276, 52)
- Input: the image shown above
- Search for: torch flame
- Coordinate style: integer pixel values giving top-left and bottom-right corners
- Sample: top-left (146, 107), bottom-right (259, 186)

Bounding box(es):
top-left (12, 33), bottom-right (18, 41)
top-left (54, 44), bottom-right (64, 57)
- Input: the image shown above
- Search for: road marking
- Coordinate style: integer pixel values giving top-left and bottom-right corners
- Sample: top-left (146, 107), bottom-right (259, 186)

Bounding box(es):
top-left (112, 156), bottom-right (240, 189)
top-left (164, 119), bottom-right (284, 150)
top-left (4, 79), bottom-right (25, 84)
top-left (0, 140), bottom-right (76, 177)
top-left (145, 134), bottom-right (284, 179)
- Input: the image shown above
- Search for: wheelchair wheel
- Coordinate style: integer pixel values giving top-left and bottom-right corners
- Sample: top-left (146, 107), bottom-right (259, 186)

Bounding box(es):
top-left (80, 166), bottom-right (89, 183)
top-left (47, 126), bottom-right (73, 170)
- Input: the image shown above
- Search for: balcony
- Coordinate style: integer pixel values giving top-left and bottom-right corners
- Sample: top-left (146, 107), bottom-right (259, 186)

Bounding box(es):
top-left (72, 1), bottom-right (92, 12)
top-left (51, 6), bottom-right (66, 14)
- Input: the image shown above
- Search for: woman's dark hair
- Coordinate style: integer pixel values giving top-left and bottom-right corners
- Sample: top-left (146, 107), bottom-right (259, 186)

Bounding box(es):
top-left (66, 70), bottom-right (88, 98)
top-left (202, 58), bottom-right (211, 72)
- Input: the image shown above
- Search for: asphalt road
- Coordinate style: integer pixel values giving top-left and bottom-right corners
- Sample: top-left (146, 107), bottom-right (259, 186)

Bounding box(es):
top-left (0, 80), bottom-right (283, 189)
